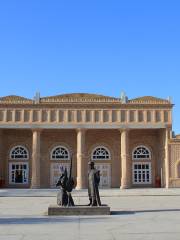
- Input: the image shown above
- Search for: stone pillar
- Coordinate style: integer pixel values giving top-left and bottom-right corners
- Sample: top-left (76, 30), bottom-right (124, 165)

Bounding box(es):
top-left (31, 129), bottom-right (41, 188)
top-left (120, 129), bottom-right (130, 189)
top-left (76, 129), bottom-right (86, 189)
top-left (164, 128), bottom-right (170, 188)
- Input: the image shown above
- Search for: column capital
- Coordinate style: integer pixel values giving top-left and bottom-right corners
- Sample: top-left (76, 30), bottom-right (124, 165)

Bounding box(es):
top-left (76, 128), bottom-right (87, 133)
top-left (31, 128), bottom-right (43, 133)
top-left (119, 128), bottom-right (130, 134)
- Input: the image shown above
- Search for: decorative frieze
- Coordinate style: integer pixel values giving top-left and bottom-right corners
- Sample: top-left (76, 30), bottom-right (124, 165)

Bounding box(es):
top-left (0, 108), bottom-right (171, 126)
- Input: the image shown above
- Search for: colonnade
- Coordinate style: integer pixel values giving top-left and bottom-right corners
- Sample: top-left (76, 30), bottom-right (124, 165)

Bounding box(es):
top-left (29, 128), bottom-right (170, 188)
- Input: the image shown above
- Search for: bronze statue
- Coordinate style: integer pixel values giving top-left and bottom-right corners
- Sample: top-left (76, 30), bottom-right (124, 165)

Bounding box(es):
top-left (56, 155), bottom-right (75, 206)
top-left (88, 161), bottom-right (101, 206)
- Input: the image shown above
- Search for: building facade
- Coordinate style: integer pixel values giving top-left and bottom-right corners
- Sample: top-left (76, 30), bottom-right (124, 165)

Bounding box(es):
top-left (0, 93), bottom-right (180, 189)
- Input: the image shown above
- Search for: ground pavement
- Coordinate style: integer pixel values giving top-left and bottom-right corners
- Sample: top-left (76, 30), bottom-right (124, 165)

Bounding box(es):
top-left (0, 188), bottom-right (180, 240)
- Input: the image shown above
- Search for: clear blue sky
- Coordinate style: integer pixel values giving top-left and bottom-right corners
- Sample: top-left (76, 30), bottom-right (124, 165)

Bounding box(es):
top-left (0, 1), bottom-right (180, 133)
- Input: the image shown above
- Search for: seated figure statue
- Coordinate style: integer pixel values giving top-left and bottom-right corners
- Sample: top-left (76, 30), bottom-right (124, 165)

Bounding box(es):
top-left (56, 168), bottom-right (75, 206)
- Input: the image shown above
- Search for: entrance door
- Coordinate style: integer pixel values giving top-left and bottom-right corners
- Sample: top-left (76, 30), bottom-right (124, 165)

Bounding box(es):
top-left (95, 163), bottom-right (111, 188)
top-left (9, 163), bottom-right (29, 184)
top-left (132, 163), bottom-right (152, 184)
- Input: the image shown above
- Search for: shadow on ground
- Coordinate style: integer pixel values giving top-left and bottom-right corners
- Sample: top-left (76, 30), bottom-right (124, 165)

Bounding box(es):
top-left (111, 208), bottom-right (180, 215)
top-left (1, 208), bottom-right (180, 224)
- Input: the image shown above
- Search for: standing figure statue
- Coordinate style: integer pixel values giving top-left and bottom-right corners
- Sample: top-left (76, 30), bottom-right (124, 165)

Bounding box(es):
top-left (88, 161), bottom-right (101, 206)
top-left (56, 155), bottom-right (75, 207)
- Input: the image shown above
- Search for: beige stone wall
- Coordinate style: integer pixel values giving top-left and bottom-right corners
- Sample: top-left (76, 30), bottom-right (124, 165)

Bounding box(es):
top-left (169, 141), bottom-right (180, 187)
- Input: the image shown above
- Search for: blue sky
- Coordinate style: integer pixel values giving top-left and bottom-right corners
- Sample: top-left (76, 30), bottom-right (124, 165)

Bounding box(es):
top-left (0, 0), bottom-right (180, 133)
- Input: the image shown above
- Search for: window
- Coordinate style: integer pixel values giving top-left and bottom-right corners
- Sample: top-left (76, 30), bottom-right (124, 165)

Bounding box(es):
top-left (10, 146), bottom-right (29, 160)
top-left (91, 146), bottom-right (110, 160)
top-left (133, 146), bottom-right (151, 160)
top-left (51, 146), bottom-right (70, 160)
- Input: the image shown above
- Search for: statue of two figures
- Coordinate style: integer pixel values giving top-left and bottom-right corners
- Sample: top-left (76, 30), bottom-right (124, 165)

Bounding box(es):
top-left (56, 160), bottom-right (101, 207)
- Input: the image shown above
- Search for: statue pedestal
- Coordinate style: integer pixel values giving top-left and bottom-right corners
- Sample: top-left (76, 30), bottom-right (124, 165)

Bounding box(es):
top-left (48, 205), bottom-right (110, 216)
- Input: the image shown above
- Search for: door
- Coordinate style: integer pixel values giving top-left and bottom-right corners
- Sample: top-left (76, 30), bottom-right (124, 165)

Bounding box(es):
top-left (95, 163), bottom-right (111, 188)
top-left (9, 163), bottom-right (29, 184)
top-left (132, 162), bottom-right (152, 184)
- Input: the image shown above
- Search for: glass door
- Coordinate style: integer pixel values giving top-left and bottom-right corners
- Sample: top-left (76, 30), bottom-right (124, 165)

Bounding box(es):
top-left (133, 163), bottom-right (151, 184)
top-left (9, 163), bottom-right (29, 184)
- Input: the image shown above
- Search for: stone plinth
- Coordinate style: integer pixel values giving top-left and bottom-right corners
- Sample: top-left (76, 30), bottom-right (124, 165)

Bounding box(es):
top-left (48, 205), bottom-right (110, 216)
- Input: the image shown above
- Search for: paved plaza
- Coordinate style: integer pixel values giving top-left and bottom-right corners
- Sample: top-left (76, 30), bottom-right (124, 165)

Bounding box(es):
top-left (0, 188), bottom-right (180, 240)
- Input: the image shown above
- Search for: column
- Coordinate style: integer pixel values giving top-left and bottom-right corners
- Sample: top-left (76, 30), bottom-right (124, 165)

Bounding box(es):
top-left (31, 129), bottom-right (41, 188)
top-left (76, 129), bottom-right (86, 189)
top-left (164, 128), bottom-right (170, 188)
top-left (120, 129), bottom-right (130, 189)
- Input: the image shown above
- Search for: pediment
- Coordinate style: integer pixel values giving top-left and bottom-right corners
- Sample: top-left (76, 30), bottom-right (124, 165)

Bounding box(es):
top-left (0, 95), bottom-right (32, 103)
top-left (129, 96), bottom-right (170, 104)
top-left (41, 93), bottom-right (119, 102)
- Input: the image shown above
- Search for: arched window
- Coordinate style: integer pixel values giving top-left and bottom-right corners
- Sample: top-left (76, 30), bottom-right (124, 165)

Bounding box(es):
top-left (51, 146), bottom-right (70, 160)
top-left (132, 146), bottom-right (151, 184)
top-left (133, 146), bottom-right (151, 160)
top-left (91, 146), bottom-right (110, 160)
top-left (10, 146), bottom-right (29, 160)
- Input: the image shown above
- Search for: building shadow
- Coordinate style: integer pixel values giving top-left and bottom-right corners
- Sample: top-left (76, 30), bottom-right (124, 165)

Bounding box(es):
top-left (0, 216), bottom-right (108, 225)
top-left (1, 208), bottom-right (180, 224)
top-left (111, 208), bottom-right (180, 215)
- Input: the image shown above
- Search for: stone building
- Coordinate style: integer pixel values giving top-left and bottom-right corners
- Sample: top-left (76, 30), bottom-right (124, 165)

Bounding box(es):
top-left (0, 92), bottom-right (179, 189)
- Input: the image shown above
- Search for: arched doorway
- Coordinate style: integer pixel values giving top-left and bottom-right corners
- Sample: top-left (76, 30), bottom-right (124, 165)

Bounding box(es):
top-left (132, 146), bottom-right (152, 185)
top-left (50, 145), bottom-right (70, 187)
top-left (91, 146), bottom-right (111, 188)
top-left (9, 145), bottom-right (29, 185)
